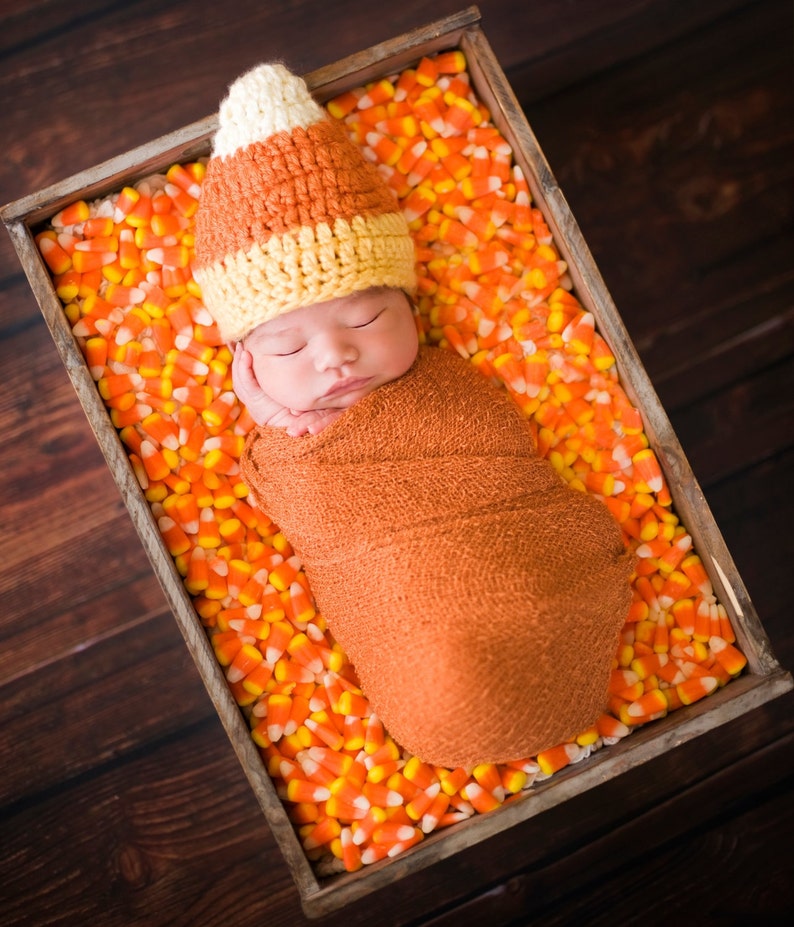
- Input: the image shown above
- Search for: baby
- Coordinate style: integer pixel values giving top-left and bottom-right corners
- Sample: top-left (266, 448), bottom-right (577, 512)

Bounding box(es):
top-left (194, 63), bottom-right (634, 769)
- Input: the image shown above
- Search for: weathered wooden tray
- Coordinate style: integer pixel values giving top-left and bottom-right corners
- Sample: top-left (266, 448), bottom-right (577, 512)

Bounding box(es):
top-left (4, 6), bottom-right (791, 918)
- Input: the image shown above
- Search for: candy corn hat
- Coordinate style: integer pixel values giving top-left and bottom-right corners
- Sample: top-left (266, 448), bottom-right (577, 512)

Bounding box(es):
top-left (193, 63), bottom-right (417, 342)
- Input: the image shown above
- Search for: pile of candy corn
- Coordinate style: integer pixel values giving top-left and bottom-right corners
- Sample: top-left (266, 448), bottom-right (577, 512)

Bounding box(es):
top-left (36, 49), bottom-right (747, 873)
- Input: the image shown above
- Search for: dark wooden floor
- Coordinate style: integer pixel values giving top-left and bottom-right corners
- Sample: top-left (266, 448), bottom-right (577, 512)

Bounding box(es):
top-left (1, 1), bottom-right (792, 924)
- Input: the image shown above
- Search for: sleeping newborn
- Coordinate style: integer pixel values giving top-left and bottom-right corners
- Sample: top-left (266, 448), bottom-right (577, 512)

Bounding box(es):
top-left (192, 62), bottom-right (634, 768)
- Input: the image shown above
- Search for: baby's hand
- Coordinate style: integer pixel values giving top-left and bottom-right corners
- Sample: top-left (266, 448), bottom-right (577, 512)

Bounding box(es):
top-left (231, 343), bottom-right (342, 437)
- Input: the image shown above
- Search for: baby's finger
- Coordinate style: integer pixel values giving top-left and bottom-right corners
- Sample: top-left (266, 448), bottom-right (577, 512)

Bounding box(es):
top-left (231, 344), bottom-right (260, 397)
top-left (304, 408), bottom-right (344, 435)
top-left (231, 341), bottom-right (249, 376)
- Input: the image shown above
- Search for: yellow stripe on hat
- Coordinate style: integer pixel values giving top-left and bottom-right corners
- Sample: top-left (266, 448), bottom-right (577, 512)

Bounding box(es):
top-left (196, 212), bottom-right (417, 342)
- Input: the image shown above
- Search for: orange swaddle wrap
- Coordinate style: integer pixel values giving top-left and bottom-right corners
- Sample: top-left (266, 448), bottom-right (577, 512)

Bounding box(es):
top-left (241, 346), bottom-right (634, 768)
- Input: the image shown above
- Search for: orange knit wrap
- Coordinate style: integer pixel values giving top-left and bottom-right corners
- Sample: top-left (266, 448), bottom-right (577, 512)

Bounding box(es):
top-left (241, 346), bottom-right (634, 768)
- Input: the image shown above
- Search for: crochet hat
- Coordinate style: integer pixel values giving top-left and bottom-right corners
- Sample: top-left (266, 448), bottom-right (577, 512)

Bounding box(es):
top-left (193, 63), bottom-right (417, 342)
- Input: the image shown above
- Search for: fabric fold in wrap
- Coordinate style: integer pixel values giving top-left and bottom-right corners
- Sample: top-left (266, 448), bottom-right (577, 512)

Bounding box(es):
top-left (242, 345), bottom-right (634, 768)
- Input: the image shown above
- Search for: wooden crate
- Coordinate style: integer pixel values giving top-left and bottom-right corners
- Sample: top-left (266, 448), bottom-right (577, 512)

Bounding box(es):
top-left (3, 6), bottom-right (791, 918)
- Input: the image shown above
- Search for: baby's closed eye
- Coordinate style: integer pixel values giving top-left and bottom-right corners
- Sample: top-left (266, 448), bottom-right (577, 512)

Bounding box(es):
top-left (349, 308), bottom-right (385, 329)
top-left (272, 344), bottom-right (305, 356)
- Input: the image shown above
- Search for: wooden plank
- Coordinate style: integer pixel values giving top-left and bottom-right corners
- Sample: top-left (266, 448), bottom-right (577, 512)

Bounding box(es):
top-left (705, 448), bottom-right (793, 656)
top-left (669, 356), bottom-right (794, 487)
top-left (0, 1), bottom-right (755, 278)
top-left (649, 299), bottom-right (794, 414)
top-left (1, 687), bottom-right (790, 927)
top-left (0, 725), bottom-right (305, 927)
top-left (0, 610), bottom-right (211, 805)
top-left (502, 0), bottom-right (754, 104)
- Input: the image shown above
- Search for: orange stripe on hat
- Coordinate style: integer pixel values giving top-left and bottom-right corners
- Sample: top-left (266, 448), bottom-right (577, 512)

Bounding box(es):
top-left (194, 120), bottom-right (401, 269)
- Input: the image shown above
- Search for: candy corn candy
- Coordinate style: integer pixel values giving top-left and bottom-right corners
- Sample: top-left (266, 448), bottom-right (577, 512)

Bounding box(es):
top-left (265, 693), bottom-right (294, 743)
top-left (357, 77), bottom-right (395, 109)
top-left (709, 635), bottom-right (747, 676)
top-left (562, 311), bottom-right (595, 355)
top-left (227, 642), bottom-right (264, 685)
top-left (471, 762), bottom-right (506, 802)
top-left (406, 782), bottom-right (442, 821)
top-left (287, 632), bottom-right (324, 675)
top-left (632, 448), bottom-right (664, 493)
top-left (681, 554), bottom-right (714, 599)
top-left (37, 233), bottom-right (73, 274)
top-left (536, 742), bottom-right (580, 776)
top-left (158, 515), bottom-right (191, 556)
top-left (326, 89), bottom-right (362, 119)
top-left (287, 779), bottom-right (330, 808)
top-left (339, 826), bottom-right (363, 872)
top-left (624, 687), bottom-right (668, 720)
top-left (298, 718), bottom-right (341, 754)
top-left (166, 162), bottom-right (202, 200)
top-left (241, 661), bottom-right (274, 697)
top-left (676, 675), bottom-right (719, 706)
top-left (51, 200), bottom-right (90, 228)
top-left (658, 570), bottom-right (692, 609)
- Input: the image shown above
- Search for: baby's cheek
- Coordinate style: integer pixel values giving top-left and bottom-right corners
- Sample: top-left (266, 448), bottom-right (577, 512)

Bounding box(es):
top-left (252, 359), bottom-right (281, 398)
top-left (394, 335), bottom-right (420, 377)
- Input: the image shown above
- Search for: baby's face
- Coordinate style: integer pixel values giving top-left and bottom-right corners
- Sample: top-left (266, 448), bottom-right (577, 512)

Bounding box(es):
top-left (243, 288), bottom-right (419, 413)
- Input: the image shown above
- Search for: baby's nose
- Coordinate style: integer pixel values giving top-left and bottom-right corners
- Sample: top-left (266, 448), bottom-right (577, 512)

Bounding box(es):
top-left (314, 332), bottom-right (358, 370)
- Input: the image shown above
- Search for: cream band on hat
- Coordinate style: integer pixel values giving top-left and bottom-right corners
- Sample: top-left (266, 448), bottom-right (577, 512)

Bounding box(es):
top-left (193, 63), bottom-right (417, 343)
